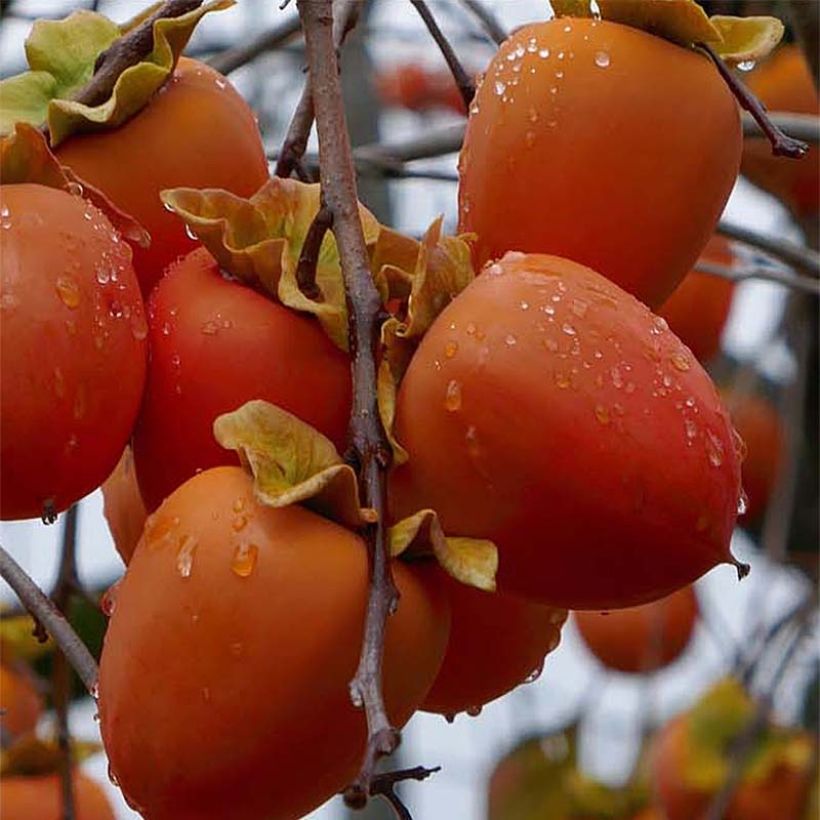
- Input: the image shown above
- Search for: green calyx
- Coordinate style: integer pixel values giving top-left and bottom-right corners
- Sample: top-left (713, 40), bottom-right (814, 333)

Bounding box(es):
top-left (0, 0), bottom-right (232, 146)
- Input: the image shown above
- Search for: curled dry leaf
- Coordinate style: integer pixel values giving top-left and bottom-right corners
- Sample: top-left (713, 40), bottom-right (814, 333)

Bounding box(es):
top-left (213, 400), bottom-right (374, 529)
top-left (0, 611), bottom-right (54, 661)
top-left (0, 1), bottom-right (232, 145)
top-left (710, 16), bottom-right (785, 66)
top-left (389, 509), bottom-right (498, 592)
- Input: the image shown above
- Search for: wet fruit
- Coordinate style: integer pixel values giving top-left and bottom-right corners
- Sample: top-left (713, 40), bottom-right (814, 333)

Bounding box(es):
top-left (101, 447), bottom-right (147, 565)
top-left (0, 664), bottom-right (43, 738)
top-left (0, 771), bottom-right (114, 819)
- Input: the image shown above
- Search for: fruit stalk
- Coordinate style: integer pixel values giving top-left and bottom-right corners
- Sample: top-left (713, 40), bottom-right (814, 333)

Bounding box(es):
top-left (408, 0), bottom-right (475, 108)
top-left (296, 0), bottom-right (403, 805)
top-left (276, 0), bottom-right (361, 179)
top-left (0, 545), bottom-right (98, 693)
top-left (295, 201), bottom-right (334, 299)
top-left (369, 766), bottom-right (442, 818)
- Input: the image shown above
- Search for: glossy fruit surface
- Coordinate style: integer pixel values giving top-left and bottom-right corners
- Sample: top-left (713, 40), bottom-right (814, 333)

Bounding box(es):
top-left (422, 571), bottom-right (566, 715)
top-left (56, 58), bottom-right (268, 295)
top-left (0, 664), bottom-right (43, 738)
top-left (0, 771), bottom-right (114, 819)
top-left (658, 235), bottom-right (735, 364)
top-left (459, 19), bottom-right (741, 308)
top-left (742, 46), bottom-right (819, 217)
top-left (132, 248), bottom-right (352, 512)
top-left (574, 585), bottom-right (698, 674)
top-left (391, 253), bottom-right (742, 609)
top-left (0, 184), bottom-right (147, 520)
top-left (102, 447), bottom-right (147, 564)
top-left (99, 466), bottom-right (449, 820)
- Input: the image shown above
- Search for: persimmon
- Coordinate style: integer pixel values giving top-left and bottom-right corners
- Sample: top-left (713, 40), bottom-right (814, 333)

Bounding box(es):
top-left (742, 46), bottom-right (819, 218)
top-left (376, 64), bottom-right (466, 114)
top-left (421, 571), bottom-right (566, 716)
top-left (723, 392), bottom-right (784, 523)
top-left (55, 58), bottom-right (268, 296)
top-left (98, 466), bottom-right (450, 820)
top-left (391, 253), bottom-right (743, 610)
top-left (0, 184), bottom-right (146, 520)
top-left (574, 585), bottom-right (698, 674)
top-left (658, 235), bottom-right (735, 364)
top-left (132, 248), bottom-right (352, 512)
top-left (101, 447), bottom-right (147, 565)
top-left (0, 770), bottom-right (114, 820)
top-left (0, 664), bottom-right (43, 738)
top-left (458, 19), bottom-right (741, 308)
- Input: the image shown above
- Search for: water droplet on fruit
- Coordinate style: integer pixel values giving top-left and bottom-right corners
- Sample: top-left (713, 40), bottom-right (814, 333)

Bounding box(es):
top-left (232, 515), bottom-right (248, 532)
top-left (466, 705), bottom-right (483, 718)
top-left (55, 275), bottom-right (81, 308)
top-left (176, 535), bottom-right (198, 578)
top-left (231, 543), bottom-right (258, 578)
top-left (737, 489), bottom-right (748, 516)
top-left (494, 80), bottom-right (506, 96)
top-left (201, 320), bottom-right (219, 335)
top-left (185, 225), bottom-right (198, 241)
top-left (555, 70), bottom-right (564, 79)
top-left (466, 322), bottom-right (477, 336)
top-left (557, 51), bottom-right (565, 61)
top-left (505, 333), bottom-right (517, 346)
top-left (445, 340), bottom-right (459, 358)
top-left (524, 659), bottom-right (544, 684)
top-left (525, 130), bottom-right (536, 148)
top-left (162, 322), bottom-right (172, 336)
top-left (445, 380), bottom-right (462, 412)
top-left (594, 51), bottom-right (610, 68)
top-left (671, 353), bottom-right (690, 372)
top-left (107, 764), bottom-right (119, 786)
top-left (589, 0), bottom-right (602, 19)
top-left (130, 310), bottom-right (148, 340)
top-left (684, 418), bottom-right (698, 443)
top-left (554, 371), bottom-right (571, 389)
top-left (233, 498), bottom-right (246, 513)
top-left (610, 366), bottom-right (623, 388)
top-left (594, 404), bottom-right (610, 425)
top-left (90, 682), bottom-right (100, 701)
top-left (109, 299), bottom-right (124, 318)
top-left (705, 430), bottom-right (724, 467)
top-left (737, 60), bottom-right (756, 72)
top-left (561, 323), bottom-right (576, 336)
top-left (732, 427), bottom-right (747, 461)
top-left (100, 581), bottom-right (121, 617)
top-left (349, 683), bottom-right (364, 708)
top-left (539, 48), bottom-right (551, 59)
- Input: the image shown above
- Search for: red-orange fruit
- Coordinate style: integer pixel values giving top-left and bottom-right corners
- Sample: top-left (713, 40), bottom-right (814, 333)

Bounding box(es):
top-left (101, 447), bottom-right (147, 564)
top-left (459, 19), bottom-right (741, 308)
top-left (99, 466), bottom-right (449, 820)
top-left (56, 58), bottom-right (268, 296)
top-left (391, 253), bottom-right (743, 610)
top-left (742, 46), bottom-right (819, 218)
top-left (132, 248), bottom-right (352, 512)
top-left (0, 664), bottom-right (43, 738)
top-left (574, 585), bottom-right (698, 674)
top-left (0, 771), bottom-right (115, 819)
top-left (421, 571), bottom-right (566, 715)
top-left (0, 184), bottom-right (147, 520)
top-left (658, 235), bottom-right (735, 364)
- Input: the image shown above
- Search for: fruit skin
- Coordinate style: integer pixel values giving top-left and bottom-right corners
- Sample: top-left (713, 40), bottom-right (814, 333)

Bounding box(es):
top-left (0, 184), bottom-right (147, 520)
top-left (55, 57), bottom-right (268, 296)
top-left (99, 466), bottom-right (450, 820)
top-left (101, 447), bottom-right (147, 564)
top-left (421, 570), bottom-right (566, 715)
top-left (724, 392), bottom-right (783, 523)
top-left (0, 664), bottom-right (43, 738)
top-left (391, 253), bottom-right (742, 609)
top-left (0, 771), bottom-right (115, 819)
top-left (742, 46), bottom-right (819, 218)
top-left (459, 19), bottom-right (741, 308)
top-left (658, 235), bottom-right (735, 364)
top-left (574, 585), bottom-right (698, 674)
top-left (132, 248), bottom-right (352, 512)
top-left (652, 715), bottom-right (813, 820)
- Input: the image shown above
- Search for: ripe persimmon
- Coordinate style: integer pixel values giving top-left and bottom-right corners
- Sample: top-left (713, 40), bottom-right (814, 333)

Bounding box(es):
top-left (421, 571), bottom-right (566, 716)
top-left (0, 664), bottom-right (43, 738)
top-left (391, 253), bottom-right (743, 610)
top-left (132, 248), bottom-right (352, 512)
top-left (742, 46), bottom-right (819, 218)
top-left (459, 19), bottom-right (741, 308)
top-left (101, 447), bottom-right (147, 565)
top-left (574, 585), bottom-right (698, 674)
top-left (55, 58), bottom-right (268, 296)
top-left (99, 466), bottom-right (449, 820)
top-left (0, 184), bottom-right (146, 521)
top-left (0, 771), bottom-right (114, 819)
top-left (658, 235), bottom-right (735, 364)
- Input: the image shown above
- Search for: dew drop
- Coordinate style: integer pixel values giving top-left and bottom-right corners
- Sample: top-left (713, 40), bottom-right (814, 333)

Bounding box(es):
top-left (445, 380), bottom-right (462, 412)
top-left (90, 682), bottom-right (100, 701)
top-left (737, 489), bottom-right (748, 516)
top-left (594, 404), bottom-right (610, 425)
top-left (100, 581), bottom-right (120, 617)
top-left (201, 320), bottom-right (219, 335)
top-left (594, 50), bottom-right (610, 68)
top-left (108, 299), bottom-right (124, 318)
top-left (161, 322), bottom-right (172, 336)
top-left (231, 543), bottom-right (258, 578)
top-left (233, 498), bottom-right (246, 513)
top-left (737, 60), bottom-right (756, 72)
top-left (107, 764), bottom-right (119, 786)
top-left (349, 682), bottom-right (364, 708)
top-left (494, 80), bottom-right (507, 96)
top-left (523, 659), bottom-right (544, 684)
top-left (445, 340), bottom-right (459, 358)
top-left (55, 276), bottom-right (81, 308)
top-left (466, 322), bottom-right (477, 336)
top-left (671, 353), bottom-right (691, 372)
top-left (466, 705), bottom-right (483, 718)
top-left (232, 514), bottom-right (248, 532)
top-left (505, 333), bottom-right (517, 346)
top-left (571, 298), bottom-right (589, 318)
top-left (705, 430), bottom-right (724, 467)
top-left (444, 712), bottom-right (457, 724)
top-left (684, 418), bottom-right (698, 442)
top-left (538, 48), bottom-right (550, 59)
top-left (525, 130), bottom-right (536, 148)
top-left (554, 371), bottom-right (571, 389)
top-left (176, 535), bottom-right (198, 578)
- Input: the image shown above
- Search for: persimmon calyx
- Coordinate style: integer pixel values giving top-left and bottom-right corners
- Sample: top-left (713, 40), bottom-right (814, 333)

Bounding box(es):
top-left (0, 2), bottom-right (232, 146)
top-left (550, 0), bottom-right (784, 64)
top-left (389, 509), bottom-right (498, 591)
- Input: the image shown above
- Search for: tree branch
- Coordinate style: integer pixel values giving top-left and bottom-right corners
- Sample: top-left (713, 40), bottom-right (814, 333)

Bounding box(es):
top-left (0, 545), bottom-right (98, 693)
top-left (276, 0), bottom-right (361, 179)
top-left (207, 15), bottom-right (302, 75)
top-left (457, 0), bottom-right (507, 46)
top-left (409, 0), bottom-right (475, 108)
top-left (717, 220), bottom-right (820, 278)
top-left (295, 202), bottom-right (333, 300)
top-left (296, 0), bottom-right (401, 805)
top-left (694, 261), bottom-right (820, 295)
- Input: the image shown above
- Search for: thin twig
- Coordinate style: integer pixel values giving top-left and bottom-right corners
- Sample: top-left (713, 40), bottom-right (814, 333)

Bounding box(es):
top-left (0, 545), bottom-right (98, 693)
top-left (276, 0), bottom-right (361, 179)
top-left (207, 15), bottom-right (302, 75)
top-left (368, 766), bottom-right (441, 819)
top-left (295, 202), bottom-right (333, 300)
top-left (457, 0), bottom-right (506, 45)
top-left (409, 0), bottom-right (475, 108)
top-left (717, 221), bottom-right (820, 278)
top-left (296, 0), bottom-right (401, 806)
top-left (73, 0), bottom-right (204, 109)
top-left (699, 43), bottom-right (808, 159)
top-left (694, 261), bottom-right (820, 295)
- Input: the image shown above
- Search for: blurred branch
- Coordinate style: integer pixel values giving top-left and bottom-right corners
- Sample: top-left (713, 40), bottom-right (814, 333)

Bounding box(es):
top-left (207, 15), bottom-right (302, 75)
top-left (695, 261), bottom-right (820, 294)
top-left (788, 1), bottom-right (819, 85)
top-left (0, 545), bottom-right (98, 693)
top-left (457, 0), bottom-right (507, 45)
top-left (717, 220), bottom-right (820, 278)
